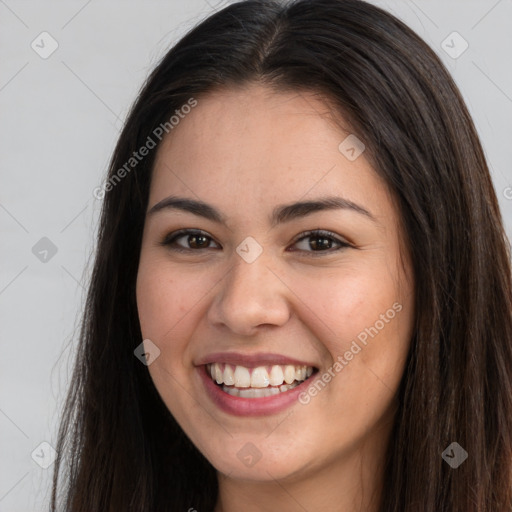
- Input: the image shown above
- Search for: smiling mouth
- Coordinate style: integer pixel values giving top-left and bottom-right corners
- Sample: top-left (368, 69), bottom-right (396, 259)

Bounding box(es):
top-left (206, 362), bottom-right (318, 398)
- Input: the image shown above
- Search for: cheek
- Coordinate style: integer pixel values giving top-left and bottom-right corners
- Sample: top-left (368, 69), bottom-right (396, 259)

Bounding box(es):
top-left (292, 267), bottom-right (399, 346)
top-left (136, 260), bottom-right (194, 341)
top-left (135, 258), bottom-right (221, 382)
top-left (289, 260), bottom-right (412, 391)
top-left (295, 271), bottom-right (411, 424)
top-left (136, 267), bottom-right (170, 340)
top-left (135, 261), bottom-right (198, 412)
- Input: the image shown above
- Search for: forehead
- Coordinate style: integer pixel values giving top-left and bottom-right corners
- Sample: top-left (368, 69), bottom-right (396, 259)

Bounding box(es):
top-left (149, 84), bottom-right (391, 220)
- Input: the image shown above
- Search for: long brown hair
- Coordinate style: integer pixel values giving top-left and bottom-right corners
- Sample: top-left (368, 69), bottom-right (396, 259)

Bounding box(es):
top-left (50, 1), bottom-right (512, 510)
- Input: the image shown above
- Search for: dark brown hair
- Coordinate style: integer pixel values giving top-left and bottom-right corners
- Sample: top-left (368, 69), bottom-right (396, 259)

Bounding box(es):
top-left (50, 0), bottom-right (512, 510)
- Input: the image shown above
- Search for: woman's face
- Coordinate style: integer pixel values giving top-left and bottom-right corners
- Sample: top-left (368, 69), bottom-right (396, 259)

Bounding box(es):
top-left (136, 84), bottom-right (414, 483)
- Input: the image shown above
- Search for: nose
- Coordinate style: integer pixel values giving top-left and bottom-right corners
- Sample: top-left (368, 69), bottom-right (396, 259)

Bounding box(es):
top-left (207, 251), bottom-right (291, 336)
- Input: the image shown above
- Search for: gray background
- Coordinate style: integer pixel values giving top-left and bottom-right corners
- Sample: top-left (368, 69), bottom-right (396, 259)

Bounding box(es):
top-left (1, 1), bottom-right (511, 510)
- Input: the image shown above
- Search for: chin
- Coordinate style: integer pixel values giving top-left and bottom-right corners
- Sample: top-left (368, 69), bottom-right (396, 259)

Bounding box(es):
top-left (196, 431), bottom-right (317, 482)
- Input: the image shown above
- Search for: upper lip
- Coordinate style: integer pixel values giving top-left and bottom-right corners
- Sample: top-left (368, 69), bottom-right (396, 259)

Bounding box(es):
top-left (195, 352), bottom-right (318, 369)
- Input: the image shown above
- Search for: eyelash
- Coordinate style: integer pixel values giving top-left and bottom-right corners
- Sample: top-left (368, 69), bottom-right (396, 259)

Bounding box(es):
top-left (160, 229), bottom-right (352, 256)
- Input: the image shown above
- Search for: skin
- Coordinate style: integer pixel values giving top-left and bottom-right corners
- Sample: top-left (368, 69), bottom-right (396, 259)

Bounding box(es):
top-left (136, 83), bottom-right (415, 512)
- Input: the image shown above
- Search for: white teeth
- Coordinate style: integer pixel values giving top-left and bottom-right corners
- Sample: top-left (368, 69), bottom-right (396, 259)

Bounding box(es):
top-left (234, 366), bottom-right (251, 387)
top-left (224, 386), bottom-right (240, 396)
top-left (284, 365), bottom-right (296, 384)
top-left (207, 362), bottom-right (315, 394)
top-left (239, 387), bottom-right (266, 398)
top-left (214, 364), bottom-right (223, 384)
top-left (269, 365), bottom-right (284, 386)
top-left (250, 367), bottom-right (270, 388)
top-left (223, 364), bottom-right (235, 385)
top-left (221, 381), bottom-right (299, 397)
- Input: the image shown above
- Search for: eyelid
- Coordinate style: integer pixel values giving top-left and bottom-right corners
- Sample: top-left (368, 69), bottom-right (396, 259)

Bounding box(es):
top-left (160, 228), bottom-right (219, 250)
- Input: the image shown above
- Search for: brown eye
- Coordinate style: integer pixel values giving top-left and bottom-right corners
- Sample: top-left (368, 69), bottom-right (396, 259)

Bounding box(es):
top-left (161, 229), bottom-right (220, 252)
top-left (185, 234), bottom-right (211, 249)
top-left (290, 230), bottom-right (351, 254)
top-left (160, 228), bottom-right (351, 255)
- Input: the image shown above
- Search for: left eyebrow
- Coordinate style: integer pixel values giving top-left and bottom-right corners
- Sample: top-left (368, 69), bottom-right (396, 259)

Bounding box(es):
top-left (147, 195), bottom-right (377, 227)
top-left (270, 196), bottom-right (377, 227)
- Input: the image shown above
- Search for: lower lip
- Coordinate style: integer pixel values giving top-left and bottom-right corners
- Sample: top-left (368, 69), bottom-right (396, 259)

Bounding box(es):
top-left (198, 365), bottom-right (315, 416)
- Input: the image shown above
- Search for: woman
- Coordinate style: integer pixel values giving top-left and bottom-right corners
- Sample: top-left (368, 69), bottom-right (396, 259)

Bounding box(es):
top-left (50, 0), bottom-right (512, 510)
